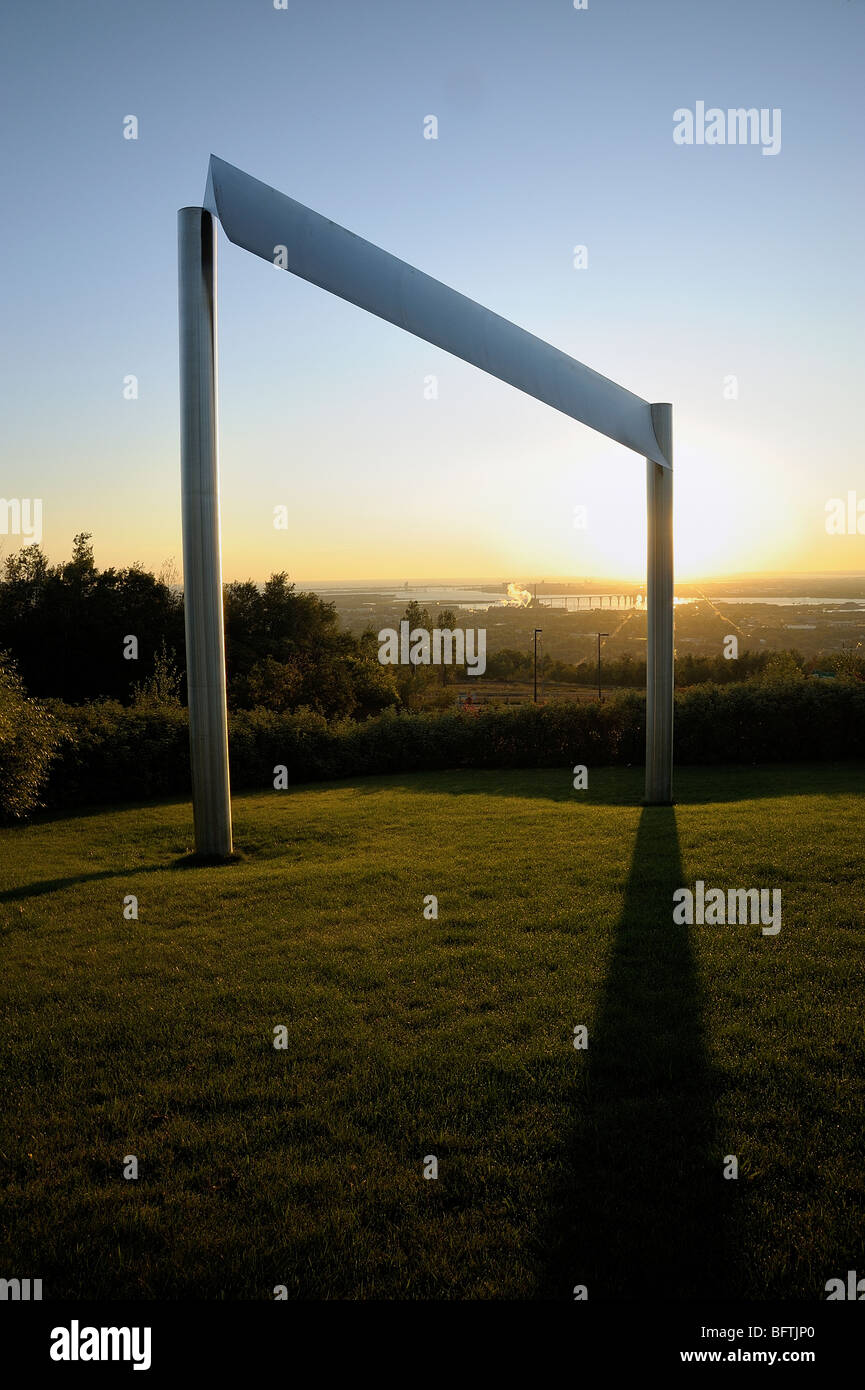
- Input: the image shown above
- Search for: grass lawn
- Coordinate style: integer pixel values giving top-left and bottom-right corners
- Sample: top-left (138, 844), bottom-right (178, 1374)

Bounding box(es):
top-left (1, 762), bottom-right (863, 1300)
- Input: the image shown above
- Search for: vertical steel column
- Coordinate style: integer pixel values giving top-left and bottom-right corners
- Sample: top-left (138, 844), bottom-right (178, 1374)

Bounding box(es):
top-left (645, 403), bottom-right (674, 804)
top-left (178, 207), bottom-right (233, 857)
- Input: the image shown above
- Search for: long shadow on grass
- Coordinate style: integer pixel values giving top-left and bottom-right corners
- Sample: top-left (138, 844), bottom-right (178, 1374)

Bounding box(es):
top-left (0, 861), bottom-right (193, 904)
top-left (538, 805), bottom-right (733, 1299)
top-left (345, 761), bottom-right (862, 807)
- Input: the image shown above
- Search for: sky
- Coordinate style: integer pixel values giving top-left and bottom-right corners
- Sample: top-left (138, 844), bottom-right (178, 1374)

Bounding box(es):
top-left (1, 0), bottom-right (863, 584)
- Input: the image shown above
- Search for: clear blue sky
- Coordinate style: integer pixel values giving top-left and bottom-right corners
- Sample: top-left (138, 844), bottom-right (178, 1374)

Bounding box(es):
top-left (1, 0), bottom-right (863, 581)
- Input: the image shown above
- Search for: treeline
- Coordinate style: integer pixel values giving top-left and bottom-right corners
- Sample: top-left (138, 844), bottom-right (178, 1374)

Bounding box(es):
top-left (4, 538), bottom-right (865, 821)
top-left (0, 535), bottom-right (184, 705)
top-left (0, 535), bottom-right (398, 720)
top-left (3, 541), bottom-right (852, 717)
top-left (0, 539), bottom-right (475, 719)
top-left (485, 647), bottom-right (778, 686)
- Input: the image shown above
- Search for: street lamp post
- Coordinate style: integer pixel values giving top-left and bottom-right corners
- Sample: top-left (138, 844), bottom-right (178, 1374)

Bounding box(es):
top-left (533, 629), bottom-right (543, 703)
top-left (597, 632), bottom-right (609, 701)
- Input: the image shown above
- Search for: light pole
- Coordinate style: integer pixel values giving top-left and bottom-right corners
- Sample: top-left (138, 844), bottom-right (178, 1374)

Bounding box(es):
top-left (533, 629), bottom-right (543, 703)
top-left (596, 632), bottom-right (609, 701)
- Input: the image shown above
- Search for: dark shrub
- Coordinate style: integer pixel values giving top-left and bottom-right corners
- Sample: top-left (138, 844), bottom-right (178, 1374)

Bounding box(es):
top-left (43, 700), bottom-right (190, 808)
top-left (30, 678), bottom-right (865, 812)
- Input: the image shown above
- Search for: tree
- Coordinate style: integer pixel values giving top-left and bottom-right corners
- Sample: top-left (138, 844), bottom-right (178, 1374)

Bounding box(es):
top-left (0, 537), bottom-right (185, 703)
top-left (131, 640), bottom-right (183, 709)
top-left (831, 643), bottom-right (865, 682)
top-left (757, 650), bottom-right (804, 685)
top-left (0, 543), bottom-right (399, 719)
top-left (436, 607), bottom-right (459, 684)
top-left (0, 651), bottom-right (61, 819)
top-left (224, 575), bottom-right (400, 718)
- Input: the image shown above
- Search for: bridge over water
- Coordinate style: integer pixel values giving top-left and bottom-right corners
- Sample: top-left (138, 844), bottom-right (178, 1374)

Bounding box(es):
top-left (537, 593), bottom-right (643, 611)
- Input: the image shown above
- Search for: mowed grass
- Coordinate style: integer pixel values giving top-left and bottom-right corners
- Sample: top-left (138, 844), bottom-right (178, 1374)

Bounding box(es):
top-left (1, 763), bottom-right (863, 1300)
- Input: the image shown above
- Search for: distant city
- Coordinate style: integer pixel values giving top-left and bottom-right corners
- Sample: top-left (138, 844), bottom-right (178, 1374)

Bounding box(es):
top-left (299, 572), bottom-right (865, 672)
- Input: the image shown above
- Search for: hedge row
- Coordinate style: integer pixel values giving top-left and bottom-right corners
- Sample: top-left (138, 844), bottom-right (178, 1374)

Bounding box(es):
top-left (0, 678), bottom-right (856, 818)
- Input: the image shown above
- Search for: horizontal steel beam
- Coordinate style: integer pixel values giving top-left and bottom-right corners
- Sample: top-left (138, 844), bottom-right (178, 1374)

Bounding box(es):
top-left (204, 155), bottom-right (670, 468)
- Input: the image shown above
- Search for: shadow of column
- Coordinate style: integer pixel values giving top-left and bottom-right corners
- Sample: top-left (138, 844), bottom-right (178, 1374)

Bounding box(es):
top-left (538, 805), bottom-right (731, 1299)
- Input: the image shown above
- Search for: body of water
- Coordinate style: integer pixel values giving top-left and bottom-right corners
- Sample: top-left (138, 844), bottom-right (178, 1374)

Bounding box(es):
top-left (466, 595), bottom-right (865, 612)
top-left (312, 584), bottom-right (865, 612)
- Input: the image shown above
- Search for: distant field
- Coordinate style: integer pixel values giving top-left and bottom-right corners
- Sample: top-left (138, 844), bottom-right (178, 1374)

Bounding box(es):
top-left (452, 679), bottom-right (607, 705)
top-left (1, 763), bottom-right (863, 1300)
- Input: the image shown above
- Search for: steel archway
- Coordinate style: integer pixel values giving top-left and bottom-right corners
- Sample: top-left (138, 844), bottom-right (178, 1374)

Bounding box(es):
top-left (179, 157), bottom-right (673, 856)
